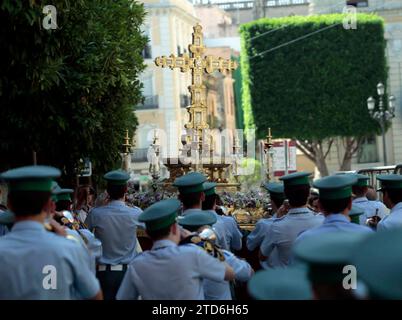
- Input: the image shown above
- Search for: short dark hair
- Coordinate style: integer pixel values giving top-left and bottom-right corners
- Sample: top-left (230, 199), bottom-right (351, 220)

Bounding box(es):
top-left (270, 195), bottom-right (284, 209)
top-left (352, 185), bottom-right (367, 197)
top-left (106, 184), bottom-right (127, 200)
top-left (56, 200), bottom-right (72, 211)
top-left (385, 189), bottom-right (402, 205)
top-left (319, 197), bottom-right (351, 214)
top-left (284, 185), bottom-right (310, 207)
top-left (8, 191), bottom-right (51, 216)
top-left (146, 224), bottom-right (173, 241)
top-left (202, 194), bottom-right (217, 210)
top-left (179, 192), bottom-right (203, 209)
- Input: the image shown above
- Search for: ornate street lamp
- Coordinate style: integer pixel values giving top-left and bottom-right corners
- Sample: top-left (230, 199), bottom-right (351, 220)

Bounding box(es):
top-left (367, 82), bottom-right (396, 166)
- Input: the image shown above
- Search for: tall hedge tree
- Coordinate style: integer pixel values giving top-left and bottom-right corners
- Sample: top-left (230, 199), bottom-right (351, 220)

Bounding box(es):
top-left (0, 0), bottom-right (146, 184)
top-left (240, 14), bottom-right (387, 175)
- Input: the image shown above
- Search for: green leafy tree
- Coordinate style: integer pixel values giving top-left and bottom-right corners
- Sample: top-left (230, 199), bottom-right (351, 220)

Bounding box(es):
top-left (240, 14), bottom-right (387, 175)
top-left (0, 0), bottom-right (146, 185)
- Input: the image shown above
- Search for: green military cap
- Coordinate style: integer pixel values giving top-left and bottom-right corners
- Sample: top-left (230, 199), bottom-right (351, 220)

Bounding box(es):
top-left (104, 170), bottom-right (130, 186)
top-left (173, 172), bottom-right (207, 194)
top-left (262, 182), bottom-right (285, 197)
top-left (54, 188), bottom-right (74, 202)
top-left (279, 172), bottom-right (311, 187)
top-left (294, 232), bottom-right (367, 284)
top-left (203, 182), bottom-right (217, 196)
top-left (313, 175), bottom-right (358, 200)
top-left (351, 229), bottom-right (402, 299)
top-left (353, 174), bottom-right (370, 187)
top-left (51, 181), bottom-right (61, 202)
top-left (349, 205), bottom-right (364, 224)
top-left (177, 210), bottom-right (217, 229)
top-left (139, 199), bottom-right (181, 231)
top-left (377, 174), bottom-right (402, 191)
top-left (248, 264), bottom-right (312, 300)
top-left (0, 165), bottom-right (61, 192)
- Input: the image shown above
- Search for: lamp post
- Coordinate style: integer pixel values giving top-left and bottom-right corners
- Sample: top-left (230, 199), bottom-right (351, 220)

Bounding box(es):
top-left (367, 82), bottom-right (396, 166)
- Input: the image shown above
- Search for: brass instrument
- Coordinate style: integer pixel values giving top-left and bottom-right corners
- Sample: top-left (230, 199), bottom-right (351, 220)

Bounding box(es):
top-left (179, 226), bottom-right (225, 262)
top-left (366, 208), bottom-right (381, 230)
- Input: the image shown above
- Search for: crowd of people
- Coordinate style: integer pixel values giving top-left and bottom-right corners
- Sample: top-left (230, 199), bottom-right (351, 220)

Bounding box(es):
top-left (0, 165), bottom-right (402, 300)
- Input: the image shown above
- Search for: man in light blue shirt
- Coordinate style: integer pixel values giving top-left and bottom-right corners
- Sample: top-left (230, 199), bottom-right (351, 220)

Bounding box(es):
top-left (351, 174), bottom-right (387, 226)
top-left (297, 175), bottom-right (372, 243)
top-left (174, 172), bottom-right (207, 217)
top-left (174, 173), bottom-right (243, 251)
top-left (247, 182), bottom-right (286, 269)
top-left (260, 172), bottom-right (323, 268)
top-left (116, 199), bottom-right (235, 300)
top-left (177, 210), bottom-right (253, 300)
top-left (202, 181), bottom-right (243, 251)
top-left (0, 165), bottom-right (102, 300)
top-left (376, 174), bottom-right (402, 231)
top-left (85, 170), bottom-right (143, 300)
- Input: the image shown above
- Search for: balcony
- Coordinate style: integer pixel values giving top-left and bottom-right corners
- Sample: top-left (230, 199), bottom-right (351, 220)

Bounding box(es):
top-left (131, 148), bottom-right (149, 163)
top-left (180, 94), bottom-right (191, 108)
top-left (137, 95), bottom-right (159, 110)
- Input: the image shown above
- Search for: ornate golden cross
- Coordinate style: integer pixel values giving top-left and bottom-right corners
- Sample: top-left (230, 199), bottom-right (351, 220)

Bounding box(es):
top-left (154, 24), bottom-right (237, 132)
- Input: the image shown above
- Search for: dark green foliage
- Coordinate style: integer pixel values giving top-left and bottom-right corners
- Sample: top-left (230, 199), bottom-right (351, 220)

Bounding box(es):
top-left (240, 14), bottom-right (387, 141)
top-left (0, 0), bottom-right (146, 185)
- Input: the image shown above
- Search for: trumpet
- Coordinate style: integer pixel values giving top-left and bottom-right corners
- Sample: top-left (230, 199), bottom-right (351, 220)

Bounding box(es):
top-left (366, 208), bottom-right (381, 230)
top-left (179, 226), bottom-right (225, 262)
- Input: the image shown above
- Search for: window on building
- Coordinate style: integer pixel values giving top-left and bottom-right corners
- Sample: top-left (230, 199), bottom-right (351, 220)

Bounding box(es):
top-left (137, 72), bottom-right (158, 110)
top-left (357, 136), bottom-right (379, 164)
top-left (346, 0), bottom-right (368, 7)
top-left (177, 45), bottom-right (181, 55)
top-left (142, 26), bottom-right (152, 59)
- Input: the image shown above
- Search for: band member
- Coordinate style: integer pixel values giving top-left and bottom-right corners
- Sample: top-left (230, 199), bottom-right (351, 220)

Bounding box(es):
top-left (260, 172), bottom-right (322, 267)
top-left (202, 181), bottom-right (242, 252)
top-left (53, 187), bottom-right (102, 275)
top-left (352, 229), bottom-right (402, 299)
top-left (116, 199), bottom-right (235, 300)
top-left (0, 165), bottom-right (102, 300)
top-left (178, 210), bottom-right (253, 300)
top-left (174, 172), bottom-right (207, 216)
top-left (376, 174), bottom-right (402, 231)
top-left (294, 232), bottom-right (368, 300)
top-left (247, 182), bottom-right (286, 269)
top-left (85, 170), bottom-right (143, 300)
top-left (296, 175), bottom-right (372, 243)
top-left (352, 174), bottom-right (386, 226)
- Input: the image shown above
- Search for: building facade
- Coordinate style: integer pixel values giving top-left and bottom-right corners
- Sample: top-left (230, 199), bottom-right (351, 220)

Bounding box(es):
top-left (133, 0), bottom-right (198, 177)
top-left (208, 0), bottom-right (402, 174)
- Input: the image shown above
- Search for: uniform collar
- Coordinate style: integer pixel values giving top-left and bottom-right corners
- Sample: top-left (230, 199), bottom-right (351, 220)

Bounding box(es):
top-left (152, 239), bottom-right (177, 250)
top-left (288, 207), bottom-right (311, 215)
top-left (353, 197), bottom-right (368, 203)
top-left (109, 200), bottom-right (126, 206)
top-left (390, 202), bottom-right (402, 214)
top-left (323, 213), bottom-right (350, 224)
top-left (182, 208), bottom-right (203, 216)
top-left (12, 220), bottom-right (46, 232)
